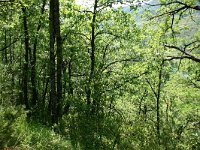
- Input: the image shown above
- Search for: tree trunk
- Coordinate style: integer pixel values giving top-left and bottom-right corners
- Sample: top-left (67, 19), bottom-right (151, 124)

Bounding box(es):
top-left (156, 60), bottom-right (164, 145)
top-left (49, 0), bottom-right (56, 124)
top-left (31, 0), bottom-right (46, 107)
top-left (55, 0), bottom-right (62, 121)
top-left (49, 0), bottom-right (62, 124)
top-left (86, 0), bottom-right (98, 106)
top-left (22, 6), bottom-right (30, 109)
top-left (4, 30), bottom-right (8, 63)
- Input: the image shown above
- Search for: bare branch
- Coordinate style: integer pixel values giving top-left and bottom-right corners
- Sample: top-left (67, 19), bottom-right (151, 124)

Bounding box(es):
top-left (192, 5), bottom-right (200, 11)
top-left (74, 9), bottom-right (94, 14)
top-left (150, 6), bottom-right (187, 20)
top-left (164, 45), bottom-right (200, 63)
top-left (145, 1), bottom-right (187, 7)
top-left (184, 40), bottom-right (200, 48)
top-left (146, 1), bottom-right (200, 11)
top-left (148, 1), bottom-right (200, 20)
top-left (102, 37), bottom-right (118, 60)
top-left (0, 0), bottom-right (14, 2)
top-left (186, 78), bottom-right (200, 89)
top-left (164, 56), bottom-right (195, 61)
top-left (102, 58), bottom-right (140, 72)
top-left (146, 79), bottom-right (158, 98)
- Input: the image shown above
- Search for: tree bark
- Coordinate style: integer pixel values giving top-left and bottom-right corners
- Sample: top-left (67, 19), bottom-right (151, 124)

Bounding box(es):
top-left (22, 6), bottom-right (30, 109)
top-left (55, 0), bottom-right (62, 121)
top-left (30, 0), bottom-right (46, 107)
top-left (49, 0), bottom-right (56, 123)
top-left (49, 0), bottom-right (62, 124)
top-left (86, 0), bottom-right (98, 106)
top-left (4, 30), bottom-right (8, 63)
top-left (156, 60), bottom-right (164, 145)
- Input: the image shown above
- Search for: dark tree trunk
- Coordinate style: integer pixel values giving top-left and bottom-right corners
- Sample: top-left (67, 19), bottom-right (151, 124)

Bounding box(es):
top-left (22, 6), bottom-right (30, 109)
top-left (86, 0), bottom-right (98, 106)
top-left (68, 59), bottom-right (73, 96)
top-left (55, 0), bottom-right (62, 121)
top-left (4, 30), bottom-right (8, 63)
top-left (62, 58), bottom-right (72, 115)
top-left (9, 34), bottom-right (13, 64)
top-left (49, 0), bottom-right (62, 124)
top-left (146, 60), bottom-right (164, 145)
top-left (31, 0), bottom-right (46, 107)
top-left (156, 60), bottom-right (164, 145)
top-left (138, 90), bottom-right (147, 115)
top-left (9, 33), bottom-right (15, 97)
top-left (49, 0), bottom-right (56, 124)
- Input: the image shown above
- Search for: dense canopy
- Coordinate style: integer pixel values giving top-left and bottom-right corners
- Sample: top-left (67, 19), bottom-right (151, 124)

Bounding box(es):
top-left (0, 0), bottom-right (199, 149)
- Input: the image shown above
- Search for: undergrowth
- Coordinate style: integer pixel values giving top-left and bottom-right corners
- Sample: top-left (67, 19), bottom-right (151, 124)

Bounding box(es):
top-left (0, 105), bottom-right (73, 150)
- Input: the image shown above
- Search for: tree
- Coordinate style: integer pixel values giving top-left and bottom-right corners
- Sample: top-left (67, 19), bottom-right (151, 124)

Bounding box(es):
top-left (21, 4), bottom-right (30, 109)
top-left (147, 0), bottom-right (200, 63)
top-left (0, 0), bottom-right (199, 149)
top-left (49, 0), bottom-right (63, 124)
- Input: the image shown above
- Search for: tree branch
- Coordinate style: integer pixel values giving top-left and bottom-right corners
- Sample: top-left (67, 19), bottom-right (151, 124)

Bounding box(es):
top-left (147, 1), bottom-right (200, 20)
top-left (164, 44), bottom-right (200, 63)
top-left (0, 0), bottom-right (15, 2)
top-left (0, 36), bottom-right (21, 51)
top-left (146, 1), bottom-right (200, 10)
top-left (150, 6), bottom-right (187, 19)
top-left (102, 58), bottom-right (140, 72)
top-left (164, 56), bottom-right (193, 61)
top-left (146, 79), bottom-right (158, 98)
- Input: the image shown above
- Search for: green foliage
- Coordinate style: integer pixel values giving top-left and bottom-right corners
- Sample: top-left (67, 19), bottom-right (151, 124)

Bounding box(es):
top-left (0, 105), bottom-right (72, 150)
top-left (0, 105), bottom-right (26, 149)
top-left (0, 0), bottom-right (200, 149)
top-left (20, 122), bottom-right (72, 150)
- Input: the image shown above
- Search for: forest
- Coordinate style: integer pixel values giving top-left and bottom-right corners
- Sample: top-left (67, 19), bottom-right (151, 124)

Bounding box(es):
top-left (0, 0), bottom-right (200, 149)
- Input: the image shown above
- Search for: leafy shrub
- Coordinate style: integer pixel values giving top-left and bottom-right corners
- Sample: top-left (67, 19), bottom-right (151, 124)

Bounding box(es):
top-left (0, 105), bottom-right (72, 150)
top-left (0, 105), bottom-right (27, 149)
